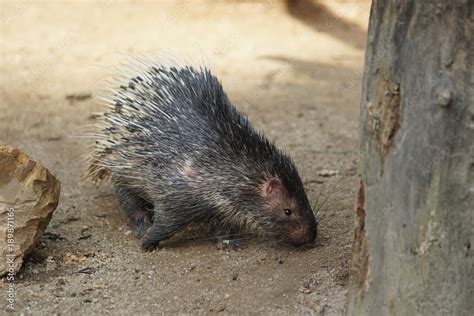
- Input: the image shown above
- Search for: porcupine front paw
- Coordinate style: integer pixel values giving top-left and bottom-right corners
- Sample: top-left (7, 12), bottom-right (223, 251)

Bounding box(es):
top-left (213, 226), bottom-right (246, 251)
top-left (216, 238), bottom-right (246, 251)
top-left (141, 235), bottom-right (160, 252)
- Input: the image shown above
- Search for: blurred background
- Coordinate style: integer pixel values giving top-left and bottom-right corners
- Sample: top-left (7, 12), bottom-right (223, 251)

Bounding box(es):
top-left (1, 0), bottom-right (370, 314)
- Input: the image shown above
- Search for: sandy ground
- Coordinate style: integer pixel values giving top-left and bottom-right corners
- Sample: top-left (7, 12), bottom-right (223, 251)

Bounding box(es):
top-left (0, 0), bottom-right (369, 314)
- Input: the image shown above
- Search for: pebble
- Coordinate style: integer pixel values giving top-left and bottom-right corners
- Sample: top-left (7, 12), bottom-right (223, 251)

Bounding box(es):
top-left (317, 169), bottom-right (338, 177)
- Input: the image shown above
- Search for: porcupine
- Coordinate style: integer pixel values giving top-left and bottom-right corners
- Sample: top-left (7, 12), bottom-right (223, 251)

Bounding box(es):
top-left (86, 60), bottom-right (317, 251)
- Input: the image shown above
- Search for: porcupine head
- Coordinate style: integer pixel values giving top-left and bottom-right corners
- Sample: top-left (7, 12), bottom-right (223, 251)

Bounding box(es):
top-left (256, 172), bottom-right (318, 246)
top-left (87, 60), bottom-right (317, 247)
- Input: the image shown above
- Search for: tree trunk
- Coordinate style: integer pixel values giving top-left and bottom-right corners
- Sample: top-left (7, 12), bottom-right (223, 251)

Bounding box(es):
top-left (347, 1), bottom-right (473, 315)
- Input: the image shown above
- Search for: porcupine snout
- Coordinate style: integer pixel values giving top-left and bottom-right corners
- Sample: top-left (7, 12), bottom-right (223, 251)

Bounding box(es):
top-left (288, 216), bottom-right (317, 246)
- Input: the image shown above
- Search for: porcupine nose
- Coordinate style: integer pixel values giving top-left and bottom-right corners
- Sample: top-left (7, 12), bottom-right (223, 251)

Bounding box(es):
top-left (290, 223), bottom-right (317, 246)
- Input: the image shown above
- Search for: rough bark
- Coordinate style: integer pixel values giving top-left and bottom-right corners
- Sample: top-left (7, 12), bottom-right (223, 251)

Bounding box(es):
top-left (347, 1), bottom-right (473, 315)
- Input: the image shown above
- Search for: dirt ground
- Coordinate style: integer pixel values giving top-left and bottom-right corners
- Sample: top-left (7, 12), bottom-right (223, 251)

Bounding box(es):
top-left (1, 1), bottom-right (370, 314)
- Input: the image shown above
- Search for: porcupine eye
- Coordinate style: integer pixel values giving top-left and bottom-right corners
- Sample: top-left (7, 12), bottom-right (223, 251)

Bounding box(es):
top-left (284, 208), bottom-right (292, 216)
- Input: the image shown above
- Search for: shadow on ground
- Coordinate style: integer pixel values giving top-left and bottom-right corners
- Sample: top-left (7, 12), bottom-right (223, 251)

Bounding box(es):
top-left (285, 0), bottom-right (367, 49)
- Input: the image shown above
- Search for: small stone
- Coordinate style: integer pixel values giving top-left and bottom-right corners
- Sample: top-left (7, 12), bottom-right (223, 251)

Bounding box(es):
top-left (438, 89), bottom-right (452, 107)
top-left (317, 169), bottom-right (338, 177)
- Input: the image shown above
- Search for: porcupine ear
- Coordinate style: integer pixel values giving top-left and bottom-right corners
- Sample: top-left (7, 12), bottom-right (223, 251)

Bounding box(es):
top-left (261, 178), bottom-right (285, 201)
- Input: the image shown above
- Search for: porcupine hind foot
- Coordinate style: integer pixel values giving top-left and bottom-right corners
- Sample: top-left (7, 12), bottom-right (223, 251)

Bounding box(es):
top-left (114, 184), bottom-right (153, 238)
top-left (140, 219), bottom-right (194, 252)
